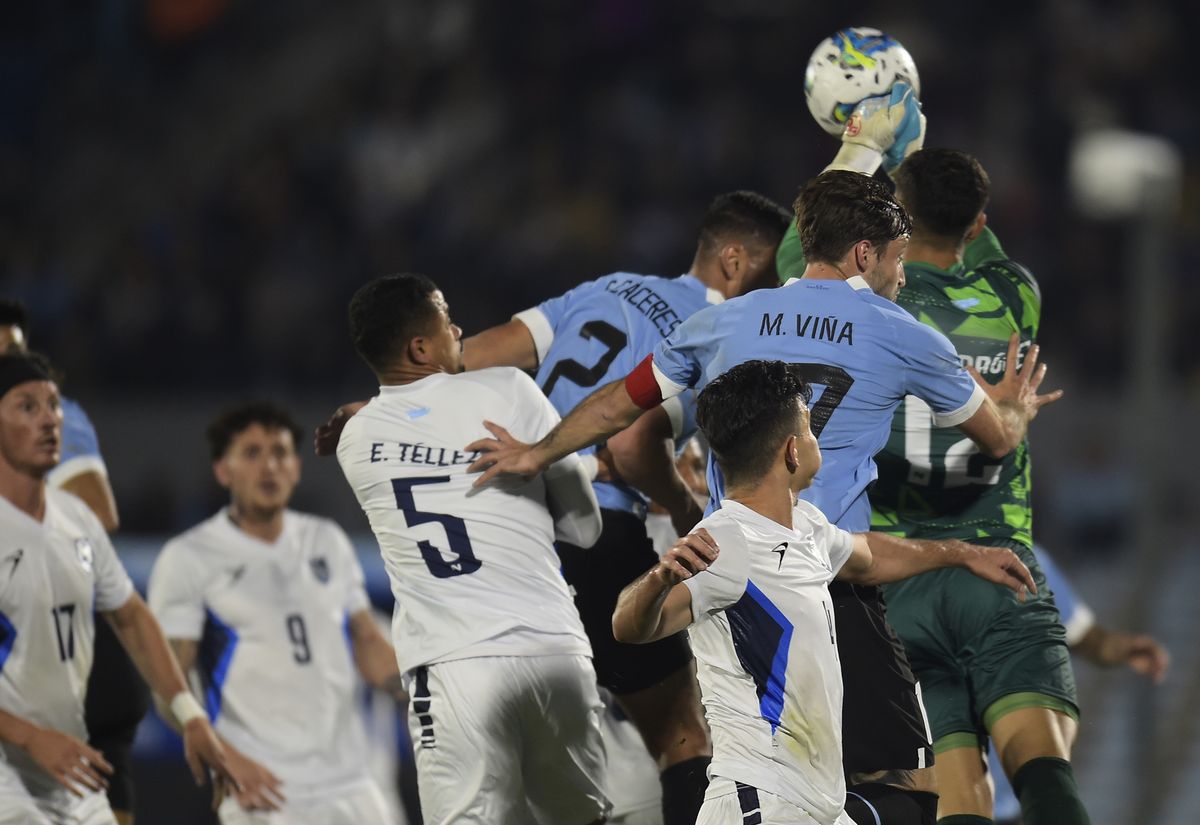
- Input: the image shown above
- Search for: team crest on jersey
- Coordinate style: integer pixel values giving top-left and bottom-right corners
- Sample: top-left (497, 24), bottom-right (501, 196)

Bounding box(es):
top-left (309, 557), bottom-right (330, 583)
top-left (75, 538), bottom-right (94, 571)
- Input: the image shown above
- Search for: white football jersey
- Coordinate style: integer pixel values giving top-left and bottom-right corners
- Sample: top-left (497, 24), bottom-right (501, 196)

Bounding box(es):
top-left (0, 489), bottom-right (134, 795)
top-left (684, 499), bottom-right (854, 825)
top-left (336, 368), bottom-right (591, 673)
top-left (148, 509), bottom-right (373, 793)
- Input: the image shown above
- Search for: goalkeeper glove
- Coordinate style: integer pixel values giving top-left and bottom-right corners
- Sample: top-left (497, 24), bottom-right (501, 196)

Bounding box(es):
top-left (825, 81), bottom-right (926, 176)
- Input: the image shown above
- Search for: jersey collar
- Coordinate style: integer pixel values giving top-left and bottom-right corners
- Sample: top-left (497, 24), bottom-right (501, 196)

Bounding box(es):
top-left (679, 274), bottom-right (724, 305)
top-left (782, 275), bottom-right (872, 292)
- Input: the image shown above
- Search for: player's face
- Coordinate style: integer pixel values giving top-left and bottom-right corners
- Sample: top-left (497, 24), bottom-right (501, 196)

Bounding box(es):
top-left (865, 237), bottom-right (909, 302)
top-left (216, 424), bottom-right (301, 516)
top-left (0, 380), bottom-right (63, 477)
top-left (0, 325), bottom-right (27, 354)
top-left (426, 291), bottom-right (464, 374)
top-left (788, 404), bottom-right (821, 493)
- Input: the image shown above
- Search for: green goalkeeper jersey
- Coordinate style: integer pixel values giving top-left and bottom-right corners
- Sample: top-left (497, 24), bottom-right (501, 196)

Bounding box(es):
top-left (776, 223), bottom-right (1041, 548)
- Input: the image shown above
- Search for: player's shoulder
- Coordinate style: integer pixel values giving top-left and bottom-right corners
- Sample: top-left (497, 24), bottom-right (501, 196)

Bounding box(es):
top-left (159, 512), bottom-right (226, 563)
top-left (974, 257), bottom-right (1042, 306)
top-left (45, 486), bottom-right (104, 534)
top-left (791, 499), bottom-right (835, 537)
top-left (285, 509), bottom-right (352, 547)
top-left (696, 505), bottom-right (752, 544)
top-left (455, 366), bottom-right (543, 401)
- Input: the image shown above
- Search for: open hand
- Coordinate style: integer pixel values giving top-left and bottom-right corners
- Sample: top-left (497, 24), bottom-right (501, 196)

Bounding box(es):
top-left (970, 334), bottom-right (1063, 425)
top-left (181, 718), bottom-right (246, 810)
top-left (957, 542), bottom-right (1038, 601)
top-left (465, 421), bottom-right (546, 487)
top-left (221, 741), bottom-right (286, 812)
top-left (23, 727), bottom-right (113, 797)
top-left (656, 529), bottom-right (719, 586)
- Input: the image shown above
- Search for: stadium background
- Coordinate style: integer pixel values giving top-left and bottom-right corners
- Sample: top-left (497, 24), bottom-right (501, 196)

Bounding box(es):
top-left (4, 1), bottom-right (1198, 823)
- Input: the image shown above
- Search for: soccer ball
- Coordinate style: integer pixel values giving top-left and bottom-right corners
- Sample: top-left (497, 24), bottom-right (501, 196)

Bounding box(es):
top-left (804, 27), bottom-right (921, 136)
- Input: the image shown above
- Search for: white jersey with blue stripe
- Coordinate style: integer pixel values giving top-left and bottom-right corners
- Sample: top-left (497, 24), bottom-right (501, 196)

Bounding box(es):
top-left (0, 489), bottom-right (133, 798)
top-left (148, 509), bottom-right (373, 793)
top-left (515, 272), bottom-right (719, 517)
top-left (650, 276), bottom-right (985, 530)
top-left (684, 499), bottom-right (854, 825)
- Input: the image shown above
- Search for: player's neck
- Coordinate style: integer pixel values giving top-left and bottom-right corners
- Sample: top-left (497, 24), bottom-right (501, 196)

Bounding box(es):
top-left (0, 461), bottom-right (47, 521)
top-left (725, 480), bottom-right (795, 530)
top-left (228, 503), bottom-right (285, 544)
top-left (905, 237), bottom-right (962, 270)
top-left (375, 362), bottom-right (451, 386)
top-left (801, 261), bottom-right (857, 282)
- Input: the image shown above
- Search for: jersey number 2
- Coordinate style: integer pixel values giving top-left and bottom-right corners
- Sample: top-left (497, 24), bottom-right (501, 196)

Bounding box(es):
top-left (392, 477), bottom-right (483, 579)
top-left (541, 320), bottom-right (628, 395)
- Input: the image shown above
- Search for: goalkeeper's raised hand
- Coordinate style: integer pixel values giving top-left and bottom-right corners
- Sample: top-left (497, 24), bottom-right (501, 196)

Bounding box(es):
top-left (825, 81), bottom-right (926, 176)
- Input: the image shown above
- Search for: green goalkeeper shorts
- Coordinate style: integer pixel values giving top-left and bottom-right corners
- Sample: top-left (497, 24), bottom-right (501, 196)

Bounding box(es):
top-left (881, 541), bottom-right (1079, 749)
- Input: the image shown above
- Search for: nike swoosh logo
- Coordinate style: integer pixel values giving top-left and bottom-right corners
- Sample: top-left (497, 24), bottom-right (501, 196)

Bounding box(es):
top-left (771, 542), bottom-right (788, 570)
top-left (5, 549), bottom-right (22, 578)
top-left (229, 566), bottom-right (246, 585)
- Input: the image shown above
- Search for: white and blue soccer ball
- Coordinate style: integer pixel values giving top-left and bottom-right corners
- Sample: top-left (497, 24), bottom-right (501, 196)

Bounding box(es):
top-left (804, 27), bottom-right (921, 136)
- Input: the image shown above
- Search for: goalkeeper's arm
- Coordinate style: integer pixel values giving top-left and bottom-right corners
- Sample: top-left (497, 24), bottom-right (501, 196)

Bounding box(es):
top-left (825, 81), bottom-right (926, 177)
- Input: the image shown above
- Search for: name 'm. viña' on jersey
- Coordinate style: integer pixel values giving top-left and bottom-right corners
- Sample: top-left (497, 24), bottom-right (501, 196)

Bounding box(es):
top-left (0, 489), bottom-right (134, 796)
top-left (684, 499), bottom-right (854, 825)
top-left (514, 272), bottom-right (720, 517)
top-left (642, 276), bottom-right (984, 531)
top-left (148, 509), bottom-right (374, 793)
top-left (336, 368), bottom-right (592, 673)
top-left (869, 228), bottom-right (1041, 548)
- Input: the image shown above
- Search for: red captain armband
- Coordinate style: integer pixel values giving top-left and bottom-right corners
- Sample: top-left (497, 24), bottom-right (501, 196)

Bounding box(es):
top-left (625, 355), bottom-right (665, 410)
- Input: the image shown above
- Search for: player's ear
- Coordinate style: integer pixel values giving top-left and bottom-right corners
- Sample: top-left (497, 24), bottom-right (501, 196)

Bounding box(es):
top-left (718, 242), bottom-right (746, 284)
top-left (851, 239), bottom-right (872, 273)
top-left (783, 434), bottom-right (800, 473)
top-left (965, 212), bottom-right (987, 243)
top-left (212, 459), bottom-right (232, 490)
top-left (407, 335), bottom-right (429, 365)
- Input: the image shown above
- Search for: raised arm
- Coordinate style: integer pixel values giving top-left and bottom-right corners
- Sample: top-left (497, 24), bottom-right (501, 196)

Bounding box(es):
top-left (956, 335), bottom-right (1062, 459)
top-left (461, 318), bottom-right (539, 372)
top-left (612, 530), bottom-right (719, 644)
top-left (467, 377), bottom-right (646, 486)
top-left (837, 532), bottom-right (1036, 597)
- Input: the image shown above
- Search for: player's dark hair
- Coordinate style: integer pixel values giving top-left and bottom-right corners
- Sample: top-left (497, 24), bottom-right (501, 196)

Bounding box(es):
top-left (794, 171), bottom-right (912, 265)
top-left (348, 273), bottom-right (440, 373)
top-left (697, 191), bottom-right (793, 256)
top-left (206, 402), bottom-right (304, 460)
top-left (892, 148), bottom-right (990, 240)
top-left (696, 360), bottom-right (813, 486)
top-left (0, 299), bottom-right (29, 336)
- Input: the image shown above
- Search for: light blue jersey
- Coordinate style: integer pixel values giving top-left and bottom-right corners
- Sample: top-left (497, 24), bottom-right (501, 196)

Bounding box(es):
top-left (46, 396), bottom-right (109, 489)
top-left (648, 276), bottom-right (984, 530)
top-left (515, 272), bottom-right (720, 517)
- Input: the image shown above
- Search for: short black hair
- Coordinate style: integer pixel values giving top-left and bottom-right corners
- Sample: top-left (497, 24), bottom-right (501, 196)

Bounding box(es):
top-left (696, 360), bottom-right (813, 486)
top-left (0, 299), bottom-right (29, 333)
top-left (697, 191), bottom-right (793, 256)
top-left (206, 402), bottom-right (303, 460)
top-left (794, 171), bottom-right (912, 265)
top-left (892, 148), bottom-right (990, 240)
top-left (348, 273), bottom-right (440, 373)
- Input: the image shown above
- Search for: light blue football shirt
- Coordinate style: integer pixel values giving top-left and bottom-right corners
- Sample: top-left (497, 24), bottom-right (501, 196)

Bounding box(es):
top-left (649, 276), bottom-right (985, 531)
top-left (516, 272), bottom-right (720, 517)
top-left (46, 396), bottom-right (109, 488)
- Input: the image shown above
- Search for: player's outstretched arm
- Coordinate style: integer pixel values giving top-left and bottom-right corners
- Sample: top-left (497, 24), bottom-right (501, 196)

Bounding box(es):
top-left (612, 530), bottom-right (718, 644)
top-left (607, 406), bottom-right (704, 536)
top-left (1074, 625), bottom-right (1170, 684)
top-left (347, 610), bottom-right (409, 702)
top-left (0, 708), bottom-right (113, 796)
top-left (101, 594), bottom-right (251, 809)
top-left (839, 533), bottom-right (1036, 598)
top-left (461, 318), bottom-right (539, 372)
top-left (826, 81), bottom-right (926, 177)
top-left (467, 377), bottom-right (645, 487)
top-left (314, 400), bottom-right (369, 457)
top-left (957, 334), bottom-right (1063, 458)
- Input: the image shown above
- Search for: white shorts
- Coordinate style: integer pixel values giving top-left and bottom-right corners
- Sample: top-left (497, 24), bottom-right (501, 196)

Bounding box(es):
top-left (216, 778), bottom-right (401, 825)
top-left (0, 758), bottom-right (116, 825)
top-left (696, 778), bottom-right (855, 825)
top-left (407, 654), bottom-right (609, 825)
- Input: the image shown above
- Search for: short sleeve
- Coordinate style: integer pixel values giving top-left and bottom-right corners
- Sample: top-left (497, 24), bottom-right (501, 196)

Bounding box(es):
top-left (662, 390), bottom-right (699, 442)
top-left (899, 321), bottom-right (985, 427)
top-left (651, 303), bottom-right (725, 395)
top-left (147, 542), bottom-right (207, 640)
top-left (682, 517), bottom-right (750, 617)
top-left (325, 521), bottom-right (370, 615)
top-left (47, 399), bottom-right (108, 487)
top-left (512, 307), bottom-right (555, 366)
top-left (508, 370), bottom-right (563, 444)
top-left (91, 529), bottom-right (134, 612)
top-left (796, 500), bottom-right (854, 575)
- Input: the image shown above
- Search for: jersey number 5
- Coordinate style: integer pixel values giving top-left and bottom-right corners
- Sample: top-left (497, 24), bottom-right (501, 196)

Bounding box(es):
top-left (392, 477), bottom-right (483, 579)
top-left (542, 320), bottom-right (628, 395)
